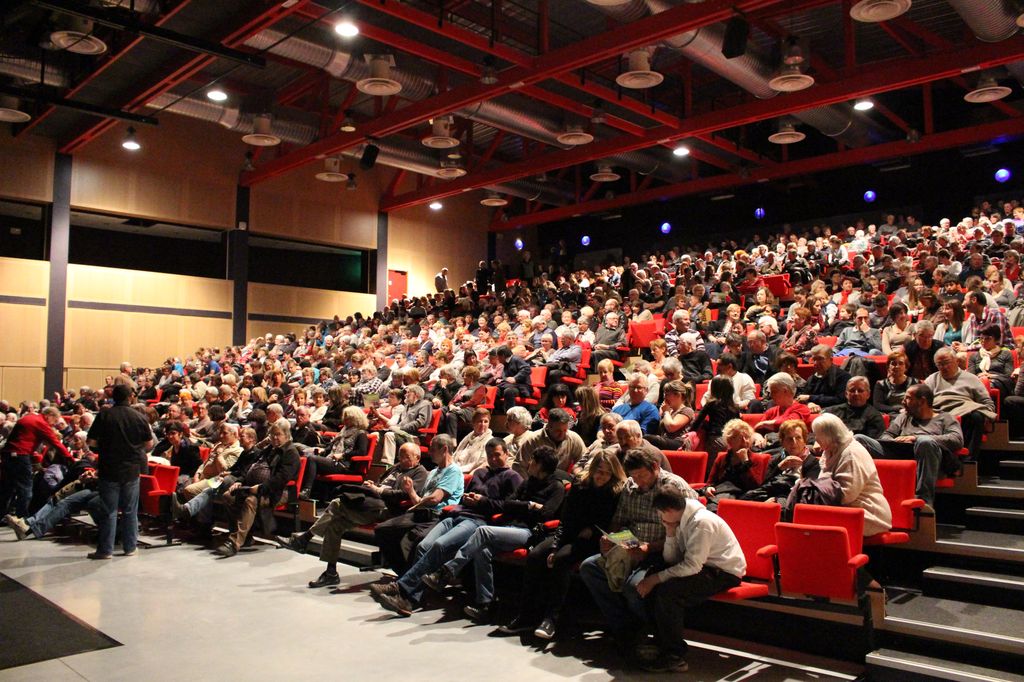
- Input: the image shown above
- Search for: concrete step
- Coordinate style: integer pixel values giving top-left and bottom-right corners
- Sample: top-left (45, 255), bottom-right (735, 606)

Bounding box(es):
top-left (883, 593), bottom-right (1024, 657)
top-left (999, 460), bottom-right (1024, 480)
top-left (922, 566), bottom-right (1024, 610)
top-left (867, 648), bottom-right (1024, 682)
top-left (932, 525), bottom-right (1024, 565)
top-left (964, 506), bottom-right (1024, 534)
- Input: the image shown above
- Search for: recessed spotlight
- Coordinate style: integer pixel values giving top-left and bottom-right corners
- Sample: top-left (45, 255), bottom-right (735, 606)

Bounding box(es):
top-left (429, 201), bottom-right (443, 210)
top-left (863, 190), bottom-right (877, 202)
top-left (995, 168), bottom-right (1012, 183)
top-left (754, 207), bottom-right (766, 220)
top-left (660, 222), bottom-right (672, 234)
top-left (335, 20), bottom-right (359, 37)
top-left (207, 88), bottom-right (228, 102)
top-left (580, 235), bottom-right (591, 246)
top-left (672, 144), bottom-right (691, 157)
top-left (514, 238), bottom-right (524, 251)
top-left (853, 98), bottom-right (874, 111)
top-left (122, 126), bottom-right (141, 151)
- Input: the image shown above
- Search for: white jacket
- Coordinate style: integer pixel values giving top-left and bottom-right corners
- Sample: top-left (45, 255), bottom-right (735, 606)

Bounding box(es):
top-left (655, 499), bottom-right (747, 583)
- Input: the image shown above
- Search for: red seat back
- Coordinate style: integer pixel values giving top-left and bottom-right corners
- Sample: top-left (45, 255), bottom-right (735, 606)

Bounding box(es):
top-left (792, 504), bottom-right (865, 555)
top-left (529, 366), bottom-right (548, 389)
top-left (628, 320), bottom-right (660, 350)
top-left (740, 413), bottom-right (762, 429)
top-left (150, 463), bottom-right (180, 493)
top-left (199, 447), bottom-right (211, 463)
top-left (873, 459), bottom-right (918, 531)
top-left (718, 499), bottom-right (781, 581)
top-left (481, 386), bottom-right (498, 411)
top-left (695, 382), bottom-right (709, 406)
top-left (289, 456), bottom-right (307, 500)
top-left (662, 450), bottom-right (707, 485)
top-left (775, 522), bottom-right (859, 600)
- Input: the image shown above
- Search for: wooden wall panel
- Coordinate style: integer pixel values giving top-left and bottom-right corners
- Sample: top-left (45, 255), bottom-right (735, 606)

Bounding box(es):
top-left (388, 194), bottom-right (490, 298)
top-left (69, 117), bottom-right (245, 230)
top-left (247, 282), bottom-right (376, 333)
top-left (65, 369), bottom-right (116, 393)
top-left (68, 264), bottom-right (231, 309)
top-left (0, 257), bottom-right (49, 297)
top-left (249, 164), bottom-right (379, 249)
top-left (0, 130), bottom-right (55, 204)
top-left (0, 304), bottom-right (47, 367)
top-left (1, 368), bottom-right (45, 406)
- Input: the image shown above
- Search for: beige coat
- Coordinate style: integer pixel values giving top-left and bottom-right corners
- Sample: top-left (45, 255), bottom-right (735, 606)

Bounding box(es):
top-left (821, 438), bottom-right (892, 537)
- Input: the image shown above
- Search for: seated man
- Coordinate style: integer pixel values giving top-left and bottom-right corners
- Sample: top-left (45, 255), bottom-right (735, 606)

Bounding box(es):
top-left (924, 347), bottom-right (996, 458)
top-left (631, 486), bottom-right (746, 673)
top-left (545, 330), bottom-right (582, 385)
top-left (373, 437), bottom-right (521, 615)
top-left (4, 468), bottom-right (100, 541)
top-left (612, 375), bottom-right (660, 434)
top-left (290, 406), bottom-right (322, 448)
top-left (177, 423), bottom-right (243, 502)
top-left (607, 420), bottom-right (673, 474)
top-left (579, 449), bottom-right (697, 658)
top-left (857, 384), bottom-right (963, 506)
top-left (420, 446), bottom-right (566, 622)
top-left (214, 422), bottom-right (300, 558)
top-left (676, 337), bottom-right (713, 385)
top-left (799, 344), bottom-right (851, 413)
top-left (834, 308), bottom-right (882, 356)
top-left (823, 376), bottom-right (886, 439)
top-left (378, 385), bottom-right (433, 465)
top-left (704, 352), bottom-right (758, 413)
top-left (281, 442), bottom-right (428, 588)
top-left (519, 408), bottom-right (586, 476)
top-left (172, 427), bottom-right (259, 528)
top-left (372, 434), bottom-right (464, 574)
top-left (738, 330), bottom-right (777, 386)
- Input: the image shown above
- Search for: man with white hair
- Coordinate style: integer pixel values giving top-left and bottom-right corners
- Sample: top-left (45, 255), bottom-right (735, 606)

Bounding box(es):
top-left (924, 347), bottom-right (995, 458)
top-left (545, 330), bottom-right (582, 385)
top-left (606, 420), bottom-right (672, 472)
top-left (664, 310), bottom-right (705, 356)
top-left (174, 422), bottom-right (243, 503)
top-left (612, 374), bottom-right (660, 434)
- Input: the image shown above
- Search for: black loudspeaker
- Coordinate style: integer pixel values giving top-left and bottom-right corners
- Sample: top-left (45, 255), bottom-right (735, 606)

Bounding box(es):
top-left (359, 143), bottom-right (379, 170)
top-left (721, 17), bottom-right (749, 59)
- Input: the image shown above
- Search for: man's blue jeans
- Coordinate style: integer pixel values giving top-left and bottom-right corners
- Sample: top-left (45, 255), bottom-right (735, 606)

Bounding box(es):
top-left (94, 479), bottom-right (140, 556)
top-left (444, 525), bottom-right (532, 606)
top-left (184, 486), bottom-right (218, 525)
top-left (1, 454), bottom-right (34, 517)
top-left (579, 553), bottom-right (651, 640)
top-left (27, 489), bottom-right (99, 538)
top-left (397, 516), bottom-right (485, 602)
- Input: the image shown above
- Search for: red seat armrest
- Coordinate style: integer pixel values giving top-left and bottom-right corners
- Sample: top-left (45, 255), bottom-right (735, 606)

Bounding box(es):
top-left (756, 544), bottom-right (778, 559)
top-left (441, 505), bottom-right (456, 513)
top-left (543, 520), bottom-right (560, 530)
top-left (848, 553), bottom-right (869, 570)
top-left (902, 499), bottom-right (926, 510)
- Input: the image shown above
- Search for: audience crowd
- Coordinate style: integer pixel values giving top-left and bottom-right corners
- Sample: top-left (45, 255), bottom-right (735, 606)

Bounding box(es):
top-left (3, 197), bottom-right (1024, 672)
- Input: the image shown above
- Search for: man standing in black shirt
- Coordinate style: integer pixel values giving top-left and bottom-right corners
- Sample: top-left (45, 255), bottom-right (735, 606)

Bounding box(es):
top-left (86, 384), bottom-right (153, 559)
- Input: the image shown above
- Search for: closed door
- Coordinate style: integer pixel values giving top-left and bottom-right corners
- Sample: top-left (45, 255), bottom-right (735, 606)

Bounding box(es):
top-left (387, 269), bottom-right (408, 302)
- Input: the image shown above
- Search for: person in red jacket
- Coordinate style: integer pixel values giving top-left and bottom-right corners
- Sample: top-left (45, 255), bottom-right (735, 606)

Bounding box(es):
top-left (754, 373), bottom-right (813, 434)
top-left (1, 407), bottom-right (70, 518)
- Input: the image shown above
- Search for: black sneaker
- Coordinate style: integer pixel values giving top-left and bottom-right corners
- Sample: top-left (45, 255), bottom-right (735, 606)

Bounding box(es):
top-left (533, 617), bottom-right (556, 640)
top-left (421, 569), bottom-right (451, 593)
top-left (463, 602), bottom-right (494, 623)
top-left (170, 493), bottom-right (189, 522)
top-left (214, 542), bottom-right (238, 558)
top-left (308, 570), bottom-right (341, 589)
top-left (496, 617), bottom-right (534, 635)
top-left (378, 591), bottom-right (415, 617)
top-left (641, 654), bottom-right (688, 673)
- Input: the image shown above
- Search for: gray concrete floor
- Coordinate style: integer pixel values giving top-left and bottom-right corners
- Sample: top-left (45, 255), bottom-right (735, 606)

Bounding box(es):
top-left (0, 525), bottom-right (862, 681)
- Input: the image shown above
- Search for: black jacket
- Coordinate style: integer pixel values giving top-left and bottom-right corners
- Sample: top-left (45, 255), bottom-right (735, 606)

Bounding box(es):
top-left (804, 366), bottom-right (851, 408)
top-left (495, 475), bottom-right (566, 527)
top-left (504, 355), bottom-right (533, 387)
top-left (553, 483), bottom-right (619, 551)
top-left (738, 347), bottom-right (778, 385)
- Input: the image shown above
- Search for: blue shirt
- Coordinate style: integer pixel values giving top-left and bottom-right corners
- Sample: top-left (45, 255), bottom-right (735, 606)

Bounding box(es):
top-left (613, 400), bottom-right (660, 434)
top-left (422, 463), bottom-right (464, 511)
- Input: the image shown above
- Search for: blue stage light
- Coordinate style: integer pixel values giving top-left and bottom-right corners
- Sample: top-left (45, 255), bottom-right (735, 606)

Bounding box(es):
top-left (995, 168), bottom-right (1012, 183)
top-left (514, 238), bottom-right (524, 251)
top-left (581, 235), bottom-right (591, 246)
top-left (754, 207), bottom-right (766, 220)
top-left (863, 190), bottom-right (877, 202)
top-left (660, 222), bottom-right (672, 234)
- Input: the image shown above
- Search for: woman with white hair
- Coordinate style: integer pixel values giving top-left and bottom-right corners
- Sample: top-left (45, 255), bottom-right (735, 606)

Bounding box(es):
top-left (811, 413), bottom-right (892, 536)
top-left (503, 406), bottom-right (534, 476)
top-left (755, 373), bottom-right (812, 434)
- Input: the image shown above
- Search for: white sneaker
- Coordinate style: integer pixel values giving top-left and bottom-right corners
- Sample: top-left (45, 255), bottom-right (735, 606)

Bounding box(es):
top-left (4, 514), bottom-right (30, 541)
top-left (123, 548), bottom-right (139, 557)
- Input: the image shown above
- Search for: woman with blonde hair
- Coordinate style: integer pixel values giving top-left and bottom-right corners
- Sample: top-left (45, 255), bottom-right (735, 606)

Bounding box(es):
top-left (573, 385), bottom-right (606, 444)
top-left (297, 405), bottom-right (371, 500)
top-left (649, 338), bottom-right (669, 380)
top-left (704, 418), bottom-right (762, 510)
top-left (497, 449), bottom-right (626, 640)
top-left (645, 380), bottom-right (696, 450)
top-left (594, 358), bottom-right (625, 409)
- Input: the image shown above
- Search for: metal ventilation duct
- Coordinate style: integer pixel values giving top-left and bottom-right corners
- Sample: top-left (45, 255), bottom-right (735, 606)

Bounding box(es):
top-left (0, 54), bottom-right (68, 88)
top-left (945, 0), bottom-right (1021, 42)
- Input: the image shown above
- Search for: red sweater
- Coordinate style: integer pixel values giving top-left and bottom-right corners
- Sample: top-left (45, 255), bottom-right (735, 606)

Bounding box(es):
top-left (758, 402), bottom-right (813, 430)
top-left (4, 413), bottom-right (70, 459)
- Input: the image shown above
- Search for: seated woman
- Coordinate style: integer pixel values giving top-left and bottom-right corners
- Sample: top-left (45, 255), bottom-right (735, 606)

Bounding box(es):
top-left (443, 365), bottom-right (488, 439)
top-left (755, 372), bottom-right (813, 434)
top-left (967, 324), bottom-right (1015, 398)
top-left (645, 380), bottom-right (696, 451)
top-left (742, 418), bottom-right (820, 504)
top-left (811, 413), bottom-right (892, 536)
top-left (572, 385), bottom-right (605, 446)
top-left (533, 383), bottom-right (578, 431)
top-left (706, 303), bottom-right (744, 353)
top-left (298, 406), bottom-right (370, 500)
top-left (881, 302), bottom-right (915, 355)
top-left (704, 418), bottom-right (763, 512)
top-left (779, 306), bottom-right (818, 357)
top-left (648, 338), bottom-right (669, 381)
top-left (594, 358), bottom-right (626, 410)
top-left (452, 408), bottom-right (494, 474)
top-left (774, 352), bottom-right (808, 391)
top-left (872, 350), bottom-right (917, 414)
top-left (743, 286), bottom-right (778, 323)
top-left (690, 376), bottom-right (741, 465)
top-left (496, 450), bottom-right (627, 639)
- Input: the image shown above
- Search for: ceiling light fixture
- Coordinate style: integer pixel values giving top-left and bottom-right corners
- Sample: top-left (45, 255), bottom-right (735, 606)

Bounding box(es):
top-left (853, 98), bottom-right (874, 111)
top-left (768, 119), bottom-right (805, 144)
top-left (339, 110), bottom-right (356, 133)
top-left (429, 201), bottom-right (443, 210)
top-left (357, 55), bottom-right (402, 96)
top-left (479, 56), bottom-right (498, 85)
top-left (0, 95), bottom-right (31, 123)
top-left (207, 87), bottom-right (228, 102)
top-left (121, 126), bottom-right (141, 151)
top-left (590, 163), bottom-right (621, 182)
top-left (616, 48), bottom-right (663, 89)
top-left (315, 157), bottom-right (348, 182)
top-left (849, 0), bottom-right (912, 23)
top-left (242, 114), bottom-right (281, 146)
top-left (768, 63), bottom-right (815, 92)
top-left (964, 76), bottom-right (1012, 103)
top-left (672, 144), bottom-right (691, 157)
top-left (480, 192), bottom-right (508, 207)
top-left (335, 20), bottom-right (359, 37)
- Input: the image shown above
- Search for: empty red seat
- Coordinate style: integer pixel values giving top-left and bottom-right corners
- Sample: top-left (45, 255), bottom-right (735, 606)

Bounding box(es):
top-left (714, 499), bottom-right (781, 601)
top-left (628, 320), bottom-right (661, 350)
top-left (866, 460), bottom-right (926, 546)
top-left (140, 463), bottom-right (180, 516)
top-left (758, 522), bottom-right (869, 602)
top-left (661, 450), bottom-right (707, 486)
top-left (792, 504), bottom-right (865, 555)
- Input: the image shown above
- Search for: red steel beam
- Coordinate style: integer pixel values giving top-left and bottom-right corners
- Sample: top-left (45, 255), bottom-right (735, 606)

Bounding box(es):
top-left (241, 0), bottom-right (786, 185)
top-left (60, 0), bottom-right (315, 154)
top-left (497, 115), bottom-right (1024, 230)
top-left (16, 0), bottom-right (193, 138)
top-left (380, 38), bottom-right (1024, 211)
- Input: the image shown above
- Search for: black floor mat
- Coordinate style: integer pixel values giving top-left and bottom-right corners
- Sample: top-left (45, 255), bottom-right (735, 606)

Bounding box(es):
top-left (0, 572), bottom-right (120, 670)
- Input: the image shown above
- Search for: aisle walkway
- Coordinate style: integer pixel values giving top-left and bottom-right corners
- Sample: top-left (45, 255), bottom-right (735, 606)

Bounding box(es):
top-left (0, 527), bottom-right (861, 681)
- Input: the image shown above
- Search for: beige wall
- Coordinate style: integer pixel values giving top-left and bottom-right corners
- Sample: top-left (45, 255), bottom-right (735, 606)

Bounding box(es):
top-left (0, 129), bottom-right (55, 204)
top-left (65, 264), bottom-right (233, 371)
top-left (388, 192), bottom-right (490, 298)
top-left (246, 282), bottom-right (376, 340)
top-left (0, 257), bottom-right (49, 404)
